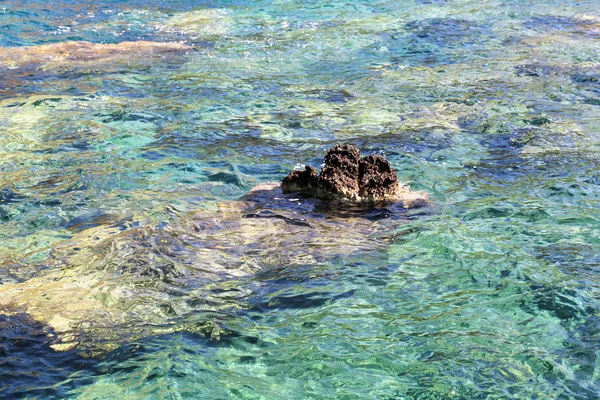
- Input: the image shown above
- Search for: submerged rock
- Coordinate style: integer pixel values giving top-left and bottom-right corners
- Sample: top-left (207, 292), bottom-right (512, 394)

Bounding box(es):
top-left (282, 144), bottom-right (428, 206)
top-left (0, 178), bottom-right (428, 353)
top-left (0, 41), bottom-right (191, 71)
top-left (0, 149), bottom-right (427, 353)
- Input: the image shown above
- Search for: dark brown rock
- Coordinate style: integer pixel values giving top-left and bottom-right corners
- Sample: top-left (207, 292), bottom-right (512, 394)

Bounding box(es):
top-left (281, 165), bottom-right (319, 194)
top-left (319, 144), bottom-right (361, 200)
top-left (358, 155), bottom-right (400, 201)
top-left (282, 144), bottom-right (410, 204)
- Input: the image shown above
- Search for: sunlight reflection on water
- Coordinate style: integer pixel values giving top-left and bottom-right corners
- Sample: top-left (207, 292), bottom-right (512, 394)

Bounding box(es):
top-left (0, 0), bottom-right (599, 398)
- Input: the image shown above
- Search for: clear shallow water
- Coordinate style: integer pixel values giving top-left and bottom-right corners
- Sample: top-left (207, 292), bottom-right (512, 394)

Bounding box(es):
top-left (1, 0), bottom-right (600, 398)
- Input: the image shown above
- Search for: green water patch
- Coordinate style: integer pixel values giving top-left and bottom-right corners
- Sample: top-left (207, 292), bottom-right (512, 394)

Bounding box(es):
top-left (1, 0), bottom-right (600, 398)
top-left (62, 241), bottom-right (599, 398)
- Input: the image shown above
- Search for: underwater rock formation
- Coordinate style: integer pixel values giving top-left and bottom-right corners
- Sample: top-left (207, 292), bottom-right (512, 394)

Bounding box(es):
top-left (0, 147), bottom-right (427, 353)
top-left (0, 180), bottom-right (427, 353)
top-left (282, 144), bottom-right (428, 206)
top-left (0, 41), bottom-right (191, 71)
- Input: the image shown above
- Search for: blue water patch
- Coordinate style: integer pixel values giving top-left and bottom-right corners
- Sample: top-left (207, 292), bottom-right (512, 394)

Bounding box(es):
top-left (526, 14), bottom-right (600, 38)
top-left (1, 0), bottom-right (600, 398)
top-left (0, 314), bottom-right (98, 400)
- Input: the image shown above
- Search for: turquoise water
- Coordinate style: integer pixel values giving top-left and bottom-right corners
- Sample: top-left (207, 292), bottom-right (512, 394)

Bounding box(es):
top-left (1, 0), bottom-right (600, 398)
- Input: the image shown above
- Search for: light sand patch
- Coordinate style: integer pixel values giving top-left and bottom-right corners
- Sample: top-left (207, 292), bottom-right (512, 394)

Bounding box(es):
top-left (156, 9), bottom-right (231, 38)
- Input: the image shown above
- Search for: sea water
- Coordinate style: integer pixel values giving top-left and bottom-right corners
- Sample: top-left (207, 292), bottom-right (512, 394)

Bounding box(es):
top-left (1, 0), bottom-right (599, 398)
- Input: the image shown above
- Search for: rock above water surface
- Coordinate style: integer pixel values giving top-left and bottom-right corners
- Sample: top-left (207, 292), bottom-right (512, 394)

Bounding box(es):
top-left (281, 165), bottom-right (320, 193)
top-left (282, 144), bottom-right (428, 206)
top-left (319, 144), bottom-right (362, 199)
top-left (358, 154), bottom-right (401, 200)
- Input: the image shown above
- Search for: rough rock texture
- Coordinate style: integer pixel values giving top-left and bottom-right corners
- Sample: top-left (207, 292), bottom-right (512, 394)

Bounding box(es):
top-left (281, 165), bottom-right (319, 194)
top-left (319, 144), bottom-right (361, 199)
top-left (358, 155), bottom-right (400, 201)
top-left (282, 144), bottom-right (409, 204)
top-left (0, 179), bottom-right (429, 353)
